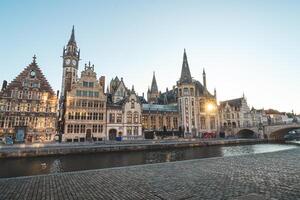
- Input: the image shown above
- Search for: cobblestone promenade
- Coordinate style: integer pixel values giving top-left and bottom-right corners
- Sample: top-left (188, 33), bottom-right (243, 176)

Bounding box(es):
top-left (0, 148), bottom-right (300, 200)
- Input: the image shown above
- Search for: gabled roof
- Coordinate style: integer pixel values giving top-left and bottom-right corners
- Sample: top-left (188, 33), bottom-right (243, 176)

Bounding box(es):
top-left (220, 97), bottom-right (244, 108)
top-left (4, 56), bottom-right (55, 96)
top-left (157, 88), bottom-right (178, 105)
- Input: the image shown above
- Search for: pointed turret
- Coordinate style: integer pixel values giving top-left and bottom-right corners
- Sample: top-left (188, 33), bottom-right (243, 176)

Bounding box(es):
top-left (150, 71), bottom-right (158, 93)
top-left (203, 68), bottom-right (207, 88)
top-left (179, 49), bottom-right (192, 84)
top-left (68, 25), bottom-right (76, 45)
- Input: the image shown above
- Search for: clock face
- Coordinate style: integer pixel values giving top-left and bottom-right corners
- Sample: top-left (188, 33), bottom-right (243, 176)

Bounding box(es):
top-left (65, 59), bottom-right (71, 65)
top-left (72, 59), bottom-right (77, 66)
top-left (30, 70), bottom-right (36, 78)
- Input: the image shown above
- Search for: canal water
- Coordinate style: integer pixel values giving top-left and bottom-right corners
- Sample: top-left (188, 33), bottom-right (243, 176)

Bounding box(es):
top-left (0, 143), bottom-right (297, 178)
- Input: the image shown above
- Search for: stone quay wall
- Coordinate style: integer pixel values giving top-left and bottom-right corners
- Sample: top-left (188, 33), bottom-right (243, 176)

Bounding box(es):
top-left (0, 139), bottom-right (267, 159)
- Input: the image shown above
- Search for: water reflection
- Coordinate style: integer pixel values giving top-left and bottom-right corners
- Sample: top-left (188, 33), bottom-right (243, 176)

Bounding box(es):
top-left (0, 143), bottom-right (297, 178)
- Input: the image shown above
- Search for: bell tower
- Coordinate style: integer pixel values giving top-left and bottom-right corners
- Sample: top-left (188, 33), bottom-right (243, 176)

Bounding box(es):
top-left (61, 25), bottom-right (80, 98)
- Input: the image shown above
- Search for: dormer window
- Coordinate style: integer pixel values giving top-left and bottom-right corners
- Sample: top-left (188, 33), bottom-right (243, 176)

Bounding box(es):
top-left (30, 70), bottom-right (36, 79)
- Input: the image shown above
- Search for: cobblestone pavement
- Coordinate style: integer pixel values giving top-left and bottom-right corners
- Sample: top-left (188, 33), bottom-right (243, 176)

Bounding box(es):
top-left (0, 148), bottom-right (300, 200)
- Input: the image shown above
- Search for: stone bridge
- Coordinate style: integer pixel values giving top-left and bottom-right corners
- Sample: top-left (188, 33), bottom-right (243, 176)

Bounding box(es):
top-left (223, 123), bottom-right (300, 140)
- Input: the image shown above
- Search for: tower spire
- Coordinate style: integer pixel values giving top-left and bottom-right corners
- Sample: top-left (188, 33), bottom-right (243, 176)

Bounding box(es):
top-left (203, 68), bottom-right (206, 88)
top-left (68, 25), bottom-right (76, 44)
top-left (150, 71), bottom-right (158, 93)
top-left (179, 49), bottom-right (192, 84)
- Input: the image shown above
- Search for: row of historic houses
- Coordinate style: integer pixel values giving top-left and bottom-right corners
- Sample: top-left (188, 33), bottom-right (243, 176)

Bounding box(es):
top-left (0, 27), bottom-right (258, 143)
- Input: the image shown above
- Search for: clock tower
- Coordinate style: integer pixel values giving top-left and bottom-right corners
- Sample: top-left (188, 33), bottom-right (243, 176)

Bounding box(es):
top-left (61, 25), bottom-right (80, 98)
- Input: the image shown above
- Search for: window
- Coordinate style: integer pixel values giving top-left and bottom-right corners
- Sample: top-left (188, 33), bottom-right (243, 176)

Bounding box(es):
top-left (99, 102), bottom-right (104, 108)
top-left (89, 82), bottom-right (94, 88)
top-left (75, 112), bottom-right (80, 120)
top-left (173, 117), bottom-right (178, 129)
top-left (159, 116), bottom-right (163, 129)
top-left (80, 125), bottom-right (86, 133)
top-left (87, 112), bottom-right (92, 120)
top-left (67, 124), bottom-right (73, 133)
top-left (98, 125), bottom-right (103, 133)
top-left (94, 101), bottom-right (99, 108)
top-left (109, 113), bottom-right (115, 123)
top-left (88, 91), bottom-right (93, 97)
top-left (18, 91), bottom-right (23, 99)
top-left (190, 88), bottom-right (194, 96)
top-left (83, 81), bottom-right (89, 87)
top-left (81, 113), bottom-right (86, 120)
top-left (131, 99), bottom-right (135, 109)
top-left (127, 112), bottom-right (132, 123)
top-left (74, 125), bottom-right (80, 133)
top-left (93, 125), bottom-right (98, 133)
top-left (117, 114), bottom-right (122, 123)
top-left (200, 102), bottom-right (205, 112)
top-left (88, 101), bottom-right (93, 107)
top-left (210, 117), bottom-right (216, 129)
top-left (134, 126), bottom-right (138, 135)
top-left (200, 117), bottom-right (206, 129)
top-left (99, 113), bottom-right (104, 120)
top-left (76, 90), bottom-right (81, 96)
top-left (134, 112), bottom-right (139, 123)
top-left (83, 91), bottom-right (87, 97)
top-left (127, 127), bottom-right (132, 135)
top-left (93, 113), bottom-right (98, 120)
top-left (94, 92), bottom-right (99, 97)
top-left (166, 117), bottom-right (171, 129)
top-left (68, 112), bottom-right (74, 120)
top-left (82, 100), bottom-right (87, 107)
top-left (183, 88), bottom-right (189, 96)
top-left (151, 116), bottom-right (156, 129)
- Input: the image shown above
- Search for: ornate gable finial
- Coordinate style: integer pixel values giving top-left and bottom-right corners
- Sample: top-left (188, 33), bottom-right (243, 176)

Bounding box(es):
top-left (84, 61), bottom-right (94, 71)
top-left (32, 54), bottom-right (37, 64)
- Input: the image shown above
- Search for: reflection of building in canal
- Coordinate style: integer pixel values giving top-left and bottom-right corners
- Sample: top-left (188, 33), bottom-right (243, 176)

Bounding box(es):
top-left (145, 150), bottom-right (185, 164)
top-left (49, 159), bottom-right (63, 174)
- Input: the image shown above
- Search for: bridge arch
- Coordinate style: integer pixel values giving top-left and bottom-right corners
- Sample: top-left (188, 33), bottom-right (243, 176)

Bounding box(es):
top-left (268, 126), bottom-right (300, 140)
top-left (237, 129), bottom-right (256, 139)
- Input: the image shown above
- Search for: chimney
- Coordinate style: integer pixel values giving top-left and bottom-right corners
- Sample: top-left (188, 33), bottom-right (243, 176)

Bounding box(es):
top-left (1, 80), bottom-right (7, 91)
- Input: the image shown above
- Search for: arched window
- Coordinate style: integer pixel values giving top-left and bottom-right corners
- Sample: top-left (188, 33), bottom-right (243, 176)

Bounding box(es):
top-left (127, 112), bottom-right (132, 123)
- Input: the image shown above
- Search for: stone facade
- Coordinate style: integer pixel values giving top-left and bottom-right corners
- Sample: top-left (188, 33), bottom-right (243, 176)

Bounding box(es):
top-left (63, 63), bottom-right (107, 142)
top-left (141, 50), bottom-right (218, 137)
top-left (219, 95), bottom-right (254, 136)
top-left (0, 56), bottom-right (58, 143)
top-left (106, 84), bottom-right (143, 140)
top-left (142, 104), bottom-right (178, 131)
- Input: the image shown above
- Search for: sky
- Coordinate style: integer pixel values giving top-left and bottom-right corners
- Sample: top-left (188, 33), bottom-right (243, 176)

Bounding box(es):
top-left (0, 0), bottom-right (299, 113)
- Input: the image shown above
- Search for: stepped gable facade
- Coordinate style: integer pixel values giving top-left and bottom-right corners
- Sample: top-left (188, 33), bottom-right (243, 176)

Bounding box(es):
top-left (0, 56), bottom-right (58, 142)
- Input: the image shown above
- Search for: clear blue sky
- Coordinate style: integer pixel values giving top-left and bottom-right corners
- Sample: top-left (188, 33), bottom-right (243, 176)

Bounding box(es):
top-left (0, 0), bottom-right (299, 113)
